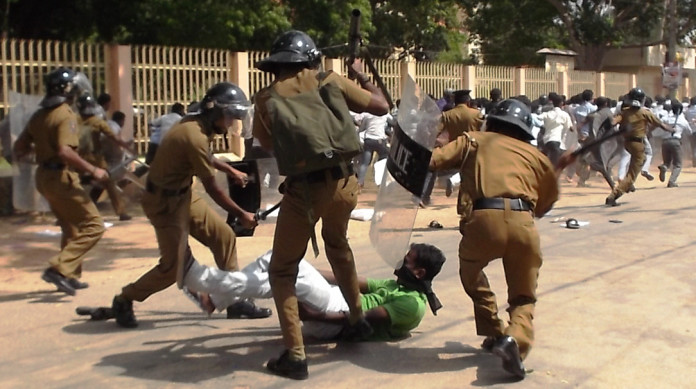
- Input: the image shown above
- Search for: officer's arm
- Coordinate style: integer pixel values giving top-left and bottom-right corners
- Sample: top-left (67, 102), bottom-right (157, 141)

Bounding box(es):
top-left (57, 145), bottom-right (108, 181)
top-left (12, 131), bottom-right (32, 160)
top-left (212, 157), bottom-right (247, 187)
top-left (200, 175), bottom-right (257, 227)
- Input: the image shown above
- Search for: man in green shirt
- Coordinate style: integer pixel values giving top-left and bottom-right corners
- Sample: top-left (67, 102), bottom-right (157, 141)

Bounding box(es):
top-left (182, 243), bottom-right (446, 342)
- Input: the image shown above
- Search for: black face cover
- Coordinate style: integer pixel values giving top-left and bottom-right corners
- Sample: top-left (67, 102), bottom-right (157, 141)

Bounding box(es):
top-left (394, 264), bottom-right (442, 315)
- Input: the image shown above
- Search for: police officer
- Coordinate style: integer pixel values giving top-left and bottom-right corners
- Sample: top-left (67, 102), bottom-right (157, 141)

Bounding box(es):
top-left (111, 82), bottom-right (270, 328)
top-left (75, 93), bottom-right (133, 221)
top-left (605, 88), bottom-right (672, 206)
top-left (13, 67), bottom-right (108, 296)
top-left (253, 30), bottom-right (389, 379)
top-left (429, 99), bottom-right (575, 379)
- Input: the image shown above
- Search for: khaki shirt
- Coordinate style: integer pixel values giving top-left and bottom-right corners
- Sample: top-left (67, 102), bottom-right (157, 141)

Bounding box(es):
top-left (16, 103), bottom-right (78, 165)
top-left (438, 103), bottom-right (483, 140)
top-left (147, 116), bottom-right (216, 190)
top-left (253, 69), bottom-right (372, 150)
top-left (615, 107), bottom-right (662, 139)
top-left (78, 115), bottom-right (118, 161)
top-left (431, 132), bottom-right (559, 219)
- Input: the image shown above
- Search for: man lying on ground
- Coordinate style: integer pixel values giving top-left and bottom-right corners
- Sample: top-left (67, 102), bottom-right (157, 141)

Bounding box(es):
top-left (183, 243), bottom-right (446, 341)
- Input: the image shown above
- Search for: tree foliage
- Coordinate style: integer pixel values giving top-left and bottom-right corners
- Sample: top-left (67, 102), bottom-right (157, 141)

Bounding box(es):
top-left (459, 0), bottom-right (696, 71)
top-left (0, 0), bottom-right (468, 62)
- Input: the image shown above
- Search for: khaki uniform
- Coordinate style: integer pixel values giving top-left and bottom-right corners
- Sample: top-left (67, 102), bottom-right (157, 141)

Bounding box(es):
top-left (15, 104), bottom-right (104, 279)
top-left (120, 117), bottom-right (238, 302)
top-left (253, 69), bottom-right (371, 352)
top-left (431, 131), bottom-right (559, 360)
top-left (439, 103), bottom-right (483, 140)
top-left (77, 115), bottom-right (125, 216)
top-left (610, 107), bottom-right (662, 198)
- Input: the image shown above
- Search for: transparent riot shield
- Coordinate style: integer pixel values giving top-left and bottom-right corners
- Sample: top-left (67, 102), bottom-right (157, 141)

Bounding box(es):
top-left (10, 91), bottom-right (50, 212)
top-left (369, 76), bottom-right (441, 267)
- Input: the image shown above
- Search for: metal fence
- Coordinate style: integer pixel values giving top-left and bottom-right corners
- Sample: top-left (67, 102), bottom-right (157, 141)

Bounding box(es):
top-left (0, 39), bottom-right (105, 118)
top-left (3, 38), bottom-right (695, 156)
top-left (131, 45), bottom-right (231, 154)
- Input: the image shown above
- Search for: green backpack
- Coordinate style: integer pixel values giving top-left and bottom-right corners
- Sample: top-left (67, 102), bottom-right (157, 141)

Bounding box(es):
top-left (266, 77), bottom-right (362, 176)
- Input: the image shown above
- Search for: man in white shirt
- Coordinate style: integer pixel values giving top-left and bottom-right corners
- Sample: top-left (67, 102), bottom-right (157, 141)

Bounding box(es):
top-left (538, 93), bottom-right (574, 166)
top-left (658, 101), bottom-right (689, 187)
top-left (354, 112), bottom-right (390, 187)
top-left (684, 96), bottom-right (696, 167)
top-left (574, 89), bottom-right (597, 141)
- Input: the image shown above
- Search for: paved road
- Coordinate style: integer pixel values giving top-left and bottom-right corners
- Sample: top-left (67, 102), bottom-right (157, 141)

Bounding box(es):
top-left (1, 169), bottom-right (695, 388)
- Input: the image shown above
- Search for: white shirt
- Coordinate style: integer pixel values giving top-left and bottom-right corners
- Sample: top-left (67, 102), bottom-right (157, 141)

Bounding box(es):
top-left (355, 112), bottom-right (389, 141)
top-left (574, 101), bottom-right (597, 136)
top-left (683, 105), bottom-right (696, 135)
top-left (150, 112), bottom-right (183, 144)
top-left (539, 107), bottom-right (573, 144)
top-left (661, 113), bottom-right (689, 140)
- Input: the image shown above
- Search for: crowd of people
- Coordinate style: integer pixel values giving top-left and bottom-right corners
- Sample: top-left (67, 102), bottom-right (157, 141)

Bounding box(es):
top-left (6, 27), bottom-right (696, 383)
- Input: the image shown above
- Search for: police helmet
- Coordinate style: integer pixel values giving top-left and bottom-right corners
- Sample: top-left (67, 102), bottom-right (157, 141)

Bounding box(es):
top-left (45, 67), bottom-right (76, 97)
top-left (485, 99), bottom-right (535, 141)
top-left (200, 82), bottom-right (250, 120)
top-left (255, 30), bottom-right (322, 73)
top-left (628, 87), bottom-right (646, 108)
top-left (76, 93), bottom-right (100, 116)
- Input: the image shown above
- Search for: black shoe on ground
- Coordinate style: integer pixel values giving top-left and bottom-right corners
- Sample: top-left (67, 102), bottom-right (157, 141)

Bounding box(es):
top-left (667, 181), bottom-right (679, 188)
top-left (492, 336), bottom-right (526, 379)
top-left (41, 268), bottom-right (76, 296)
top-left (658, 165), bottom-right (667, 182)
top-left (119, 214), bottom-right (132, 221)
top-left (67, 278), bottom-right (89, 289)
top-left (605, 196), bottom-right (619, 207)
top-left (481, 336), bottom-right (501, 352)
top-left (226, 299), bottom-right (272, 319)
top-left (628, 184), bottom-right (636, 193)
top-left (266, 350), bottom-right (308, 380)
top-left (112, 296), bottom-right (138, 328)
top-left (641, 170), bottom-right (654, 181)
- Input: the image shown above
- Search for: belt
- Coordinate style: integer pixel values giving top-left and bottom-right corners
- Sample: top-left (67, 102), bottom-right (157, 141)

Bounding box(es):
top-left (627, 136), bottom-right (644, 143)
top-left (292, 164), bottom-right (355, 184)
top-left (41, 162), bottom-right (66, 170)
top-left (146, 180), bottom-right (189, 197)
top-left (473, 197), bottom-right (532, 212)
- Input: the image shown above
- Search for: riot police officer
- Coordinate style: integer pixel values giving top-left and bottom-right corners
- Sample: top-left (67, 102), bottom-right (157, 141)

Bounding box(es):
top-left (111, 82), bottom-right (270, 328)
top-left (13, 67), bottom-right (108, 296)
top-left (430, 99), bottom-right (575, 379)
top-left (75, 93), bottom-right (133, 220)
top-left (253, 30), bottom-right (389, 379)
top-left (606, 88), bottom-right (672, 206)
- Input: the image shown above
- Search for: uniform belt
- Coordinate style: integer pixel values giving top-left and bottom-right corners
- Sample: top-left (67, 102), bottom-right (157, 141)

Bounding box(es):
top-left (41, 162), bottom-right (66, 170)
top-left (627, 136), bottom-right (644, 143)
top-left (145, 180), bottom-right (189, 197)
top-left (292, 164), bottom-right (355, 184)
top-left (473, 197), bottom-right (532, 212)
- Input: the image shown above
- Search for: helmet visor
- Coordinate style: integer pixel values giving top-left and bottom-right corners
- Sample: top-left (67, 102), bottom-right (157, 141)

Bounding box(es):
top-left (72, 72), bottom-right (94, 96)
top-left (220, 101), bottom-right (251, 120)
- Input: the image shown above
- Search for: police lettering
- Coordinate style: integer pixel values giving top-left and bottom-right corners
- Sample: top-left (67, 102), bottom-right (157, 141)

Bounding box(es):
top-left (389, 140), bottom-right (412, 173)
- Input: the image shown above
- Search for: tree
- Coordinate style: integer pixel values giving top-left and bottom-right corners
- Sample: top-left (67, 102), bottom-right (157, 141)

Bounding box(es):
top-left (459, 0), bottom-right (696, 71)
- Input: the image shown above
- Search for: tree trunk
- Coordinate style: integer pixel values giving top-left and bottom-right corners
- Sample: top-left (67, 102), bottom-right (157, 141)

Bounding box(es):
top-left (574, 45), bottom-right (607, 72)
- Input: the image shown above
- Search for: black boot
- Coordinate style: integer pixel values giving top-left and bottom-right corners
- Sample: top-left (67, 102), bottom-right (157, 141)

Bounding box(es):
top-left (492, 336), bottom-right (526, 379)
top-left (112, 296), bottom-right (138, 328)
top-left (41, 268), bottom-right (76, 296)
top-left (226, 299), bottom-right (272, 319)
top-left (266, 350), bottom-right (308, 380)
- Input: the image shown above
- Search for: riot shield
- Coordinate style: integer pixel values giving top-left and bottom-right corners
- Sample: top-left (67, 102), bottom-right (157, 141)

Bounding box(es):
top-left (369, 76), bottom-right (441, 267)
top-left (226, 157), bottom-right (283, 236)
top-left (9, 91), bottom-right (50, 212)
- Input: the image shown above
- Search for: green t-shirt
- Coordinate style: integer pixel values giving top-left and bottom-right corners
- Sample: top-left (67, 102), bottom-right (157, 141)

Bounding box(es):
top-left (361, 279), bottom-right (427, 341)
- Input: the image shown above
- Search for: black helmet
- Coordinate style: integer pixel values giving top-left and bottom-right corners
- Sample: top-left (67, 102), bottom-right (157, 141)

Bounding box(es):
top-left (76, 93), bottom-right (100, 116)
top-left (200, 82), bottom-right (250, 119)
top-left (45, 67), bottom-right (76, 97)
top-left (627, 87), bottom-right (645, 108)
top-left (485, 99), bottom-right (534, 141)
top-left (255, 30), bottom-right (322, 73)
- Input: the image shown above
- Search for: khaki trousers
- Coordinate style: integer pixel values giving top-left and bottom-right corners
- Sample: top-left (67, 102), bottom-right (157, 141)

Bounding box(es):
top-left (269, 174), bottom-right (362, 351)
top-left (612, 139), bottom-right (645, 198)
top-left (121, 192), bottom-right (238, 302)
top-left (458, 203), bottom-right (542, 360)
top-left (36, 168), bottom-right (105, 279)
